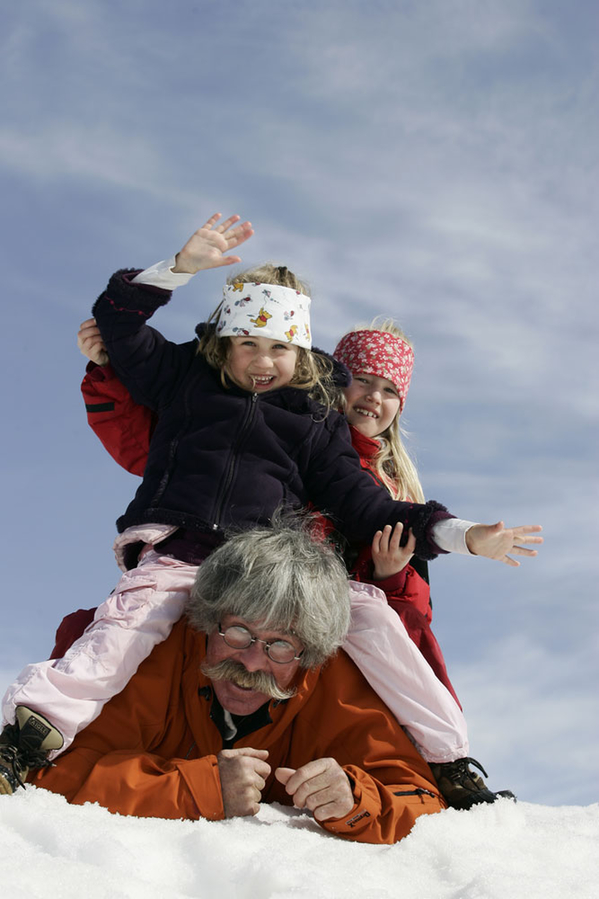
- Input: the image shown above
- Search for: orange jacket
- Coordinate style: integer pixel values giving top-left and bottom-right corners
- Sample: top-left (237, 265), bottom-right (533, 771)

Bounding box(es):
top-left (34, 619), bottom-right (445, 844)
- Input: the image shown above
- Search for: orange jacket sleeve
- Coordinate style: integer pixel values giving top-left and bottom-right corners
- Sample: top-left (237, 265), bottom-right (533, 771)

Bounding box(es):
top-left (35, 747), bottom-right (223, 821)
top-left (276, 651), bottom-right (446, 844)
top-left (33, 623), bottom-right (225, 821)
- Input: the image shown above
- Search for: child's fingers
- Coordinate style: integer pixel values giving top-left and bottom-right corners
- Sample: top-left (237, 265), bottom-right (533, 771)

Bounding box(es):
top-left (388, 522), bottom-right (404, 551)
top-left (379, 524), bottom-right (394, 553)
top-left (200, 212), bottom-right (223, 230)
top-left (404, 529), bottom-right (417, 553)
top-left (371, 529), bottom-right (383, 556)
top-left (214, 213), bottom-right (240, 233)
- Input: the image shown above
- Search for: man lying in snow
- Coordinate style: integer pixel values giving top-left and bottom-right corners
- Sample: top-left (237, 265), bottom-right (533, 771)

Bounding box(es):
top-left (27, 519), bottom-right (446, 844)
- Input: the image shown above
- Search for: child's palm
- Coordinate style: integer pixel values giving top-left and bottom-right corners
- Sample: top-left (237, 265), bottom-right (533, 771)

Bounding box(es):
top-left (174, 213), bottom-right (254, 274)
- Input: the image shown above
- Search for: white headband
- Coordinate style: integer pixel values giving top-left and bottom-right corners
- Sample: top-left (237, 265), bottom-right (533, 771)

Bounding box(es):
top-left (215, 281), bottom-right (312, 349)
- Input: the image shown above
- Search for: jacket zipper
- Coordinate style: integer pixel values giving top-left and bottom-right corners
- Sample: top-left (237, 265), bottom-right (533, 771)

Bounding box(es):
top-left (212, 393), bottom-right (258, 530)
top-left (393, 788), bottom-right (437, 798)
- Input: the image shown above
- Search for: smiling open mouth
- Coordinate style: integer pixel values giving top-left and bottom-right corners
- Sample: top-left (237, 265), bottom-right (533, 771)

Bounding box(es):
top-left (354, 406), bottom-right (378, 419)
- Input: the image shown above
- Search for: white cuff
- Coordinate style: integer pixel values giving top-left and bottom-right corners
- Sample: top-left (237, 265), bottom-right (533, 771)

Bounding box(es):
top-left (132, 256), bottom-right (195, 289)
top-left (431, 519), bottom-right (478, 555)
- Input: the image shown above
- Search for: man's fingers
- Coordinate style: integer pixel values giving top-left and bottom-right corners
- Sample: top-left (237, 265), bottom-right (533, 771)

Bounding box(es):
top-left (290, 771), bottom-right (337, 808)
top-left (275, 767), bottom-right (295, 786)
top-left (283, 759), bottom-right (354, 821)
top-left (283, 758), bottom-right (328, 797)
top-left (228, 747), bottom-right (269, 760)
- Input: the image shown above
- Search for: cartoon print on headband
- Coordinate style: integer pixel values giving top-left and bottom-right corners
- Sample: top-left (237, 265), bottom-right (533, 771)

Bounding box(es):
top-left (249, 308), bottom-right (272, 328)
top-left (217, 281), bottom-right (312, 349)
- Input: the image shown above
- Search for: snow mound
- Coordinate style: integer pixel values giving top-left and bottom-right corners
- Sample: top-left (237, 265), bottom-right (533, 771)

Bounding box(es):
top-left (1, 787), bottom-right (597, 898)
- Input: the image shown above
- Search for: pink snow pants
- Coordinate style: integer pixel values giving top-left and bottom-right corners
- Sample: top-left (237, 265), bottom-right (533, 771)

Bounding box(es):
top-left (2, 549), bottom-right (197, 756)
top-left (3, 556), bottom-right (468, 763)
top-left (345, 582), bottom-right (469, 762)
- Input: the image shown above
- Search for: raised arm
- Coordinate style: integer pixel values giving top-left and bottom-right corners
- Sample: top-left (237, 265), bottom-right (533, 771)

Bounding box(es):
top-left (91, 212), bottom-right (253, 409)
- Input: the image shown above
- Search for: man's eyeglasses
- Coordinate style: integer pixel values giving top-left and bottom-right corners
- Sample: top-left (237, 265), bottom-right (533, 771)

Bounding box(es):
top-left (218, 624), bottom-right (304, 664)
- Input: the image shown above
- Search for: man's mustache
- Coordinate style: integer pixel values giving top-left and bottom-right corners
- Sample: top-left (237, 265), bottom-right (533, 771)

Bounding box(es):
top-left (201, 658), bottom-right (296, 702)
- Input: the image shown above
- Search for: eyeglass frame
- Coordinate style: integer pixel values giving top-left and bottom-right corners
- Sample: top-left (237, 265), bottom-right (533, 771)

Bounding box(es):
top-left (217, 622), bottom-right (304, 664)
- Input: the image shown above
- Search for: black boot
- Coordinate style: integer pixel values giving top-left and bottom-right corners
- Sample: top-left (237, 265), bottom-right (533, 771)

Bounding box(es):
top-left (430, 757), bottom-right (516, 810)
top-left (0, 707), bottom-right (64, 795)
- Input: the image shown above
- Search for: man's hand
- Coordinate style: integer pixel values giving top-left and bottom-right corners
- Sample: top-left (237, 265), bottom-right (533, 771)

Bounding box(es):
top-left (172, 213), bottom-right (254, 274)
top-left (78, 318), bottom-right (109, 366)
top-left (275, 758), bottom-right (355, 822)
top-left (466, 522), bottom-right (543, 567)
top-left (371, 523), bottom-right (416, 580)
top-left (217, 747), bottom-right (271, 818)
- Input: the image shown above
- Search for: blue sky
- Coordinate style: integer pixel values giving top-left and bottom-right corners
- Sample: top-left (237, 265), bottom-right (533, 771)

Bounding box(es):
top-left (1, 0), bottom-right (597, 805)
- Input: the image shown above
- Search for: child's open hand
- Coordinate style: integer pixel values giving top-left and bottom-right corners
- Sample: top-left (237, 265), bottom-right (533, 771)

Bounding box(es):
top-left (78, 318), bottom-right (109, 366)
top-left (465, 522), bottom-right (543, 566)
top-left (371, 523), bottom-right (416, 580)
top-left (172, 213), bottom-right (254, 274)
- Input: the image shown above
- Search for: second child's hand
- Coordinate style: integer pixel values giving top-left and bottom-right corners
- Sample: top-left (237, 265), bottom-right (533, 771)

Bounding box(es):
top-left (371, 523), bottom-right (416, 580)
top-left (172, 213), bottom-right (254, 274)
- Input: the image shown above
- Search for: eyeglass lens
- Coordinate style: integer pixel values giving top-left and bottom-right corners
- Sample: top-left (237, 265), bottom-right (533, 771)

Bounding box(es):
top-left (220, 625), bottom-right (298, 663)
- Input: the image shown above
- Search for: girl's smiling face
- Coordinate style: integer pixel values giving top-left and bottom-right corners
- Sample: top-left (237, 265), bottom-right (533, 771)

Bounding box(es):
top-left (343, 372), bottom-right (401, 438)
top-left (226, 336), bottom-right (298, 393)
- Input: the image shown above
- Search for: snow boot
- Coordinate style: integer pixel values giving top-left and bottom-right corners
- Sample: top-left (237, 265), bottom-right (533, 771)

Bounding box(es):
top-left (430, 757), bottom-right (516, 810)
top-left (0, 706), bottom-right (64, 795)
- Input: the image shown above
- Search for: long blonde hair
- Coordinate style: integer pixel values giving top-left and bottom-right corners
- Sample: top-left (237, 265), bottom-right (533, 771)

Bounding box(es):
top-left (339, 318), bottom-right (425, 503)
top-left (198, 264), bottom-right (339, 410)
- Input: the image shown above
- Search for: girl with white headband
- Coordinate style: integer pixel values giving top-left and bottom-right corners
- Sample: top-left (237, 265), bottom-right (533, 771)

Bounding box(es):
top-left (1, 214), bottom-right (542, 801)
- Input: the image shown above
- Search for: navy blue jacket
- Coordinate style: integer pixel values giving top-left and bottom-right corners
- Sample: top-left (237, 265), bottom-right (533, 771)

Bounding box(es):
top-left (92, 271), bottom-right (449, 559)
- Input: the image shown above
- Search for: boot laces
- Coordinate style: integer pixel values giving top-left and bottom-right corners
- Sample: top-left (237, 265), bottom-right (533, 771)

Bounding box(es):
top-left (449, 757), bottom-right (489, 784)
top-left (0, 744), bottom-right (28, 790)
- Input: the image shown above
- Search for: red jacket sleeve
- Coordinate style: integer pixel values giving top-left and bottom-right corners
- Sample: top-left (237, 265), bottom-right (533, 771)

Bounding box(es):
top-left (81, 362), bottom-right (155, 476)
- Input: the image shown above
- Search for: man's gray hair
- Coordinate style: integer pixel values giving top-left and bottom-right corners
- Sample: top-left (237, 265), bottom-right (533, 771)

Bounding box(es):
top-left (186, 519), bottom-right (351, 668)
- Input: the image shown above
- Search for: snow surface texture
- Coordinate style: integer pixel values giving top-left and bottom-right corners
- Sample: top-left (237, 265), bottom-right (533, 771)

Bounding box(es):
top-left (2, 787), bottom-right (597, 899)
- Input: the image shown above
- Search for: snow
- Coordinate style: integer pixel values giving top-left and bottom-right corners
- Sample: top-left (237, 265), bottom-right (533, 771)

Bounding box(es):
top-left (2, 787), bottom-right (597, 899)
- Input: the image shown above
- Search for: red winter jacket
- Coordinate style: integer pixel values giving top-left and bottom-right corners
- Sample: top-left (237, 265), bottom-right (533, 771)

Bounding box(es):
top-left (80, 363), bottom-right (461, 706)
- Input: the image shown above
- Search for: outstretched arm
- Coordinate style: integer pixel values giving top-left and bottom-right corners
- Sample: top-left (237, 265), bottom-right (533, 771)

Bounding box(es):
top-left (465, 522), bottom-right (543, 567)
top-left (91, 211), bottom-right (252, 409)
